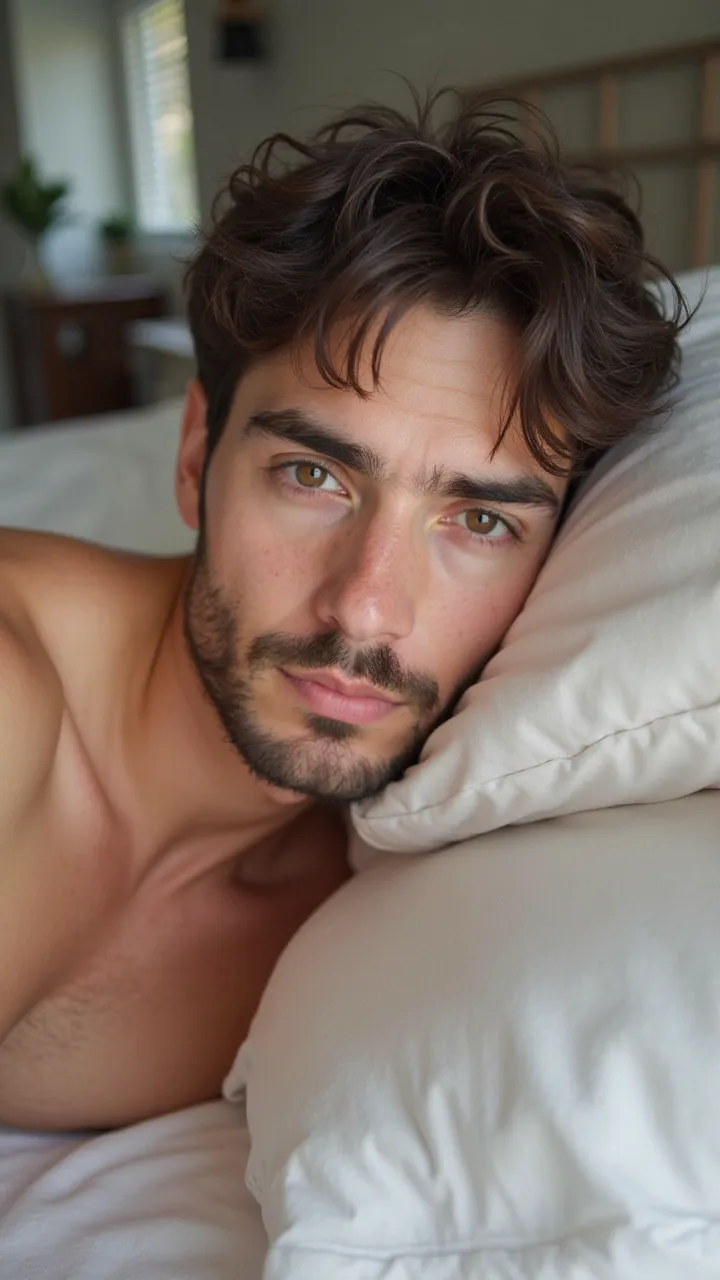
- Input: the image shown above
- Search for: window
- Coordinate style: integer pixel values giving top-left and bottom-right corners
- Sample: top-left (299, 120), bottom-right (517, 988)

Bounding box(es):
top-left (122, 0), bottom-right (199, 232)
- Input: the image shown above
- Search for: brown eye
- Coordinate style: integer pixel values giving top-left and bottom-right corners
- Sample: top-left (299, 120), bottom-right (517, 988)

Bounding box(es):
top-left (463, 509), bottom-right (506, 538)
top-left (294, 462), bottom-right (329, 488)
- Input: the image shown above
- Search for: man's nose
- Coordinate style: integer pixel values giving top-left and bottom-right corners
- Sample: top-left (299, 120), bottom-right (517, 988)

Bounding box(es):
top-left (312, 516), bottom-right (421, 645)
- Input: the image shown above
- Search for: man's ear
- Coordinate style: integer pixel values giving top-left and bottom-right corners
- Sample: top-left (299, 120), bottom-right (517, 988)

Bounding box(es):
top-left (176, 380), bottom-right (209, 532)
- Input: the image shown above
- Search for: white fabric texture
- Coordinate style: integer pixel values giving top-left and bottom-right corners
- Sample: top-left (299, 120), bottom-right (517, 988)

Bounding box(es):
top-left (0, 399), bottom-right (193, 554)
top-left (0, 1101), bottom-right (267, 1279)
top-left (351, 269), bottom-right (720, 854)
top-left (229, 795), bottom-right (720, 1279)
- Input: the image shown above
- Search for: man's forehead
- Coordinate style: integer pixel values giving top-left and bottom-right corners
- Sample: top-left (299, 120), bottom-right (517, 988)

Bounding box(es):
top-left (297, 305), bottom-right (516, 401)
top-left (229, 307), bottom-right (567, 499)
top-left (238, 311), bottom-right (517, 444)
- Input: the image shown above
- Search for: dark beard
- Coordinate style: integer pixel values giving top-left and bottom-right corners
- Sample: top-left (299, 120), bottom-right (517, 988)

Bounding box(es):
top-left (181, 533), bottom-right (456, 802)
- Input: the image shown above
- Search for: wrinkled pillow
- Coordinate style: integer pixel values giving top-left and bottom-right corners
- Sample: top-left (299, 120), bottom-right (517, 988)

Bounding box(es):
top-left (351, 268), bottom-right (720, 855)
top-left (228, 795), bottom-right (720, 1279)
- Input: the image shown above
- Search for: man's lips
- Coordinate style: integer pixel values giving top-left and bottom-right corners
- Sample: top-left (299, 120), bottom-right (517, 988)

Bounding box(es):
top-left (280, 668), bottom-right (405, 725)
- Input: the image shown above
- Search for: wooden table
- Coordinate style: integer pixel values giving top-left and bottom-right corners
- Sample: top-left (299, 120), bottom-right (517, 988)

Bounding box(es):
top-left (2, 275), bottom-right (167, 428)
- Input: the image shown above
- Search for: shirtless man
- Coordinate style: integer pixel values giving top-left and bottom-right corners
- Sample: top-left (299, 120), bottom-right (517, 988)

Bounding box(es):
top-left (0, 95), bottom-right (682, 1131)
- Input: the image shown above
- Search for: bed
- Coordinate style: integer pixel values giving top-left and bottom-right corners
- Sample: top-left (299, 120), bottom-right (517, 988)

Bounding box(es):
top-left (0, 1103), bottom-right (266, 1280)
top-left (0, 398), bottom-right (192, 554)
top-left (0, 37), bottom-right (718, 1280)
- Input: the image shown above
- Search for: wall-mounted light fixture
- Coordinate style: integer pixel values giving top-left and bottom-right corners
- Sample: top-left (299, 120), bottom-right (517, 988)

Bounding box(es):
top-left (216, 1), bottom-right (267, 62)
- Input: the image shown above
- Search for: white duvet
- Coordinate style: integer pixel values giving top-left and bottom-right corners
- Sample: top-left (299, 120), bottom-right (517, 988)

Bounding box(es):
top-left (0, 1102), bottom-right (267, 1279)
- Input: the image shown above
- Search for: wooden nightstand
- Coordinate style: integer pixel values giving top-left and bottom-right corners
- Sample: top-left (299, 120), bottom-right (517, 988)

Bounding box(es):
top-left (2, 275), bottom-right (167, 428)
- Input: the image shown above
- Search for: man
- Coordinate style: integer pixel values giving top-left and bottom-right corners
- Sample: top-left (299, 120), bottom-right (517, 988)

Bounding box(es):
top-left (0, 95), bottom-right (683, 1131)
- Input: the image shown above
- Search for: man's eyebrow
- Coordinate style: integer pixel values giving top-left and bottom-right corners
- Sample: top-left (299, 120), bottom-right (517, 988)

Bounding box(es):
top-left (419, 468), bottom-right (562, 514)
top-left (246, 408), bottom-right (560, 515)
top-left (245, 410), bottom-right (386, 481)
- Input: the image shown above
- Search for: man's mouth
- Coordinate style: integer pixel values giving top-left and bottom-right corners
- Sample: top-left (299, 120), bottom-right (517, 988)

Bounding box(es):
top-left (280, 668), bottom-right (405, 725)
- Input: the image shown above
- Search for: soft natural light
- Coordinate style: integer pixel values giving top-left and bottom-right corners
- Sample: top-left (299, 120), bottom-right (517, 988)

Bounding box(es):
top-left (122, 0), bottom-right (199, 232)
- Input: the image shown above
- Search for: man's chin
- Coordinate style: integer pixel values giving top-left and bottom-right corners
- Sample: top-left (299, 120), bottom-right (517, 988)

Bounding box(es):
top-left (238, 726), bottom-right (421, 805)
top-left (257, 776), bottom-right (318, 807)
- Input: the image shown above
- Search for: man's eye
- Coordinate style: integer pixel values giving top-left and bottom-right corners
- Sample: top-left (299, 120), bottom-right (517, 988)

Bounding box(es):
top-left (462, 509), bottom-right (510, 538)
top-left (285, 461), bottom-right (343, 491)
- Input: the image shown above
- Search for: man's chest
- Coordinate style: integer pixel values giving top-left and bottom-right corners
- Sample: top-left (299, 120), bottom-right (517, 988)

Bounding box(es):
top-left (0, 810), bottom-right (349, 1132)
top-left (0, 863), bottom-right (267, 1130)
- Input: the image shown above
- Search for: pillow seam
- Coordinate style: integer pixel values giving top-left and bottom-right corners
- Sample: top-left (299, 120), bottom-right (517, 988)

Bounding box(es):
top-left (358, 697), bottom-right (720, 826)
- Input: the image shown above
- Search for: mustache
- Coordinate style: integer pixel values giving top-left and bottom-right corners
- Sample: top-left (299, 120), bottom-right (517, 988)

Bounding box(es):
top-left (248, 630), bottom-right (440, 716)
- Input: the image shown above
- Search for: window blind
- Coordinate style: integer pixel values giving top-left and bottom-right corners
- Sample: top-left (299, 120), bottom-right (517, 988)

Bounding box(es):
top-left (122, 0), bottom-right (199, 231)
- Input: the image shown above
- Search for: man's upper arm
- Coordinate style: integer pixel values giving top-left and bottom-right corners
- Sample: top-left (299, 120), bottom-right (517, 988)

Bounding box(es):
top-left (0, 613), bottom-right (62, 829)
top-left (0, 612), bottom-right (63, 1038)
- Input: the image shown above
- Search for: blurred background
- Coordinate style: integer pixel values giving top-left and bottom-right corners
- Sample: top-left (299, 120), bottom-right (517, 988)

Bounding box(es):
top-left (0, 0), bottom-right (718, 438)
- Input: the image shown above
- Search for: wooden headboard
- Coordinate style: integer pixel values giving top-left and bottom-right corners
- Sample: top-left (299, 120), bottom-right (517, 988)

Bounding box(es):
top-left (463, 38), bottom-right (720, 270)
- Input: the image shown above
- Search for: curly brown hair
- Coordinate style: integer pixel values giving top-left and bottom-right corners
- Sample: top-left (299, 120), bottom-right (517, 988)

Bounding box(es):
top-left (185, 91), bottom-right (687, 476)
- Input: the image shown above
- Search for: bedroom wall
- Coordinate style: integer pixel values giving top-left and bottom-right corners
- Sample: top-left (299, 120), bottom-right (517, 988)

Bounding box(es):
top-left (8, 0), bottom-right (129, 284)
top-left (0, 0), bottom-right (23, 433)
top-left (184, 0), bottom-right (720, 268)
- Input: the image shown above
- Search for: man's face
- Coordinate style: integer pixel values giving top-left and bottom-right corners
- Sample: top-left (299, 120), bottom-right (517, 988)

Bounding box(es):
top-left (178, 307), bottom-right (567, 801)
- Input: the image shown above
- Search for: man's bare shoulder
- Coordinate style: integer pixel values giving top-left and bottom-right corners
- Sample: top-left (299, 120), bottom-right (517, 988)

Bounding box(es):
top-left (0, 529), bottom-right (186, 817)
top-left (0, 528), bottom-right (187, 662)
top-left (0, 526), bottom-right (179, 608)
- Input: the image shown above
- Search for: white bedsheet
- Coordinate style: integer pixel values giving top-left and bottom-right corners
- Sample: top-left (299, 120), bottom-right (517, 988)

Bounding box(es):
top-left (0, 399), bottom-right (193, 554)
top-left (0, 1101), bottom-right (267, 1279)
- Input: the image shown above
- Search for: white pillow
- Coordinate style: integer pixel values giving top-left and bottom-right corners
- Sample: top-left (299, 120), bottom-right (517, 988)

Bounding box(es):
top-left (229, 794), bottom-right (720, 1279)
top-left (351, 268), bottom-right (720, 854)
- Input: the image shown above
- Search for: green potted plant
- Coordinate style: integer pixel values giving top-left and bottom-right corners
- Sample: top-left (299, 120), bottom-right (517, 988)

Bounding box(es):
top-left (99, 211), bottom-right (137, 275)
top-left (1, 155), bottom-right (70, 289)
